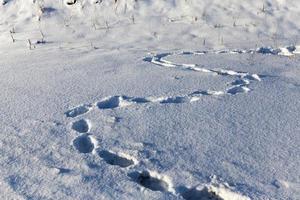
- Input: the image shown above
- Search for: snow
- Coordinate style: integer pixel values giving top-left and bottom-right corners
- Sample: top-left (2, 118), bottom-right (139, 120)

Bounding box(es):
top-left (1, 0), bottom-right (300, 200)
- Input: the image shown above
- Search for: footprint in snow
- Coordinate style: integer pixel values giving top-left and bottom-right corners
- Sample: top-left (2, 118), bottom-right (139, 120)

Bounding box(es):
top-left (71, 119), bottom-right (91, 133)
top-left (160, 96), bottom-right (187, 104)
top-left (65, 104), bottom-right (92, 118)
top-left (178, 185), bottom-right (223, 200)
top-left (131, 97), bottom-right (150, 103)
top-left (97, 96), bottom-right (149, 110)
top-left (98, 150), bottom-right (136, 168)
top-left (98, 96), bottom-right (120, 109)
top-left (231, 79), bottom-right (250, 86)
top-left (73, 134), bottom-right (97, 154)
top-left (128, 171), bottom-right (173, 193)
top-left (227, 86), bottom-right (250, 95)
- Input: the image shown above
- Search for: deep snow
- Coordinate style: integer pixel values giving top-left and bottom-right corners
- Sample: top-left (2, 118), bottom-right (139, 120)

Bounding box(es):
top-left (0, 1), bottom-right (300, 200)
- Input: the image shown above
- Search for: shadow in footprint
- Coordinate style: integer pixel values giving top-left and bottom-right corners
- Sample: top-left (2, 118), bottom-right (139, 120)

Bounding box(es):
top-left (160, 97), bottom-right (186, 104)
top-left (177, 186), bottom-right (223, 200)
top-left (190, 90), bottom-right (223, 96)
top-left (97, 96), bottom-right (120, 109)
top-left (98, 150), bottom-right (135, 168)
top-left (72, 119), bottom-right (90, 133)
top-left (131, 97), bottom-right (150, 103)
top-left (65, 104), bottom-right (92, 118)
top-left (231, 79), bottom-right (249, 86)
top-left (227, 86), bottom-right (250, 95)
top-left (128, 171), bottom-right (169, 192)
top-left (73, 134), bottom-right (95, 153)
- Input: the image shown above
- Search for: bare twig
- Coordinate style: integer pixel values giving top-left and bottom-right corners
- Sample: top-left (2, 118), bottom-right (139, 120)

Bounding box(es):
top-left (10, 33), bottom-right (15, 43)
top-left (28, 39), bottom-right (36, 50)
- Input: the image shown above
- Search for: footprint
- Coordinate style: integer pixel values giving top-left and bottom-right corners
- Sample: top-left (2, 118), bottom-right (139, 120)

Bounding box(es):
top-left (178, 184), bottom-right (251, 200)
top-left (178, 186), bottom-right (223, 200)
top-left (65, 104), bottom-right (92, 118)
top-left (242, 74), bottom-right (261, 81)
top-left (131, 97), bottom-right (150, 103)
top-left (227, 86), bottom-right (250, 95)
top-left (160, 96), bottom-right (187, 104)
top-left (73, 134), bottom-right (97, 154)
top-left (216, 69), bottom-right (243, 76)
top-left (231, 79), bottom-right (250, 86)
top-left (190, 90), bottom-right (224, 96)
top-left (97, 96), bottom-right (132, 109)
top-left (97, 96), bottom-right (121, 109)
top-left (98, 150), bottom-right (136, 168)
top-left (128, 171), bottom-right (172, 193)
top-left (71, 119), bottom-right (91, 133)
top-left (256, 47), bottom-right (279, 55)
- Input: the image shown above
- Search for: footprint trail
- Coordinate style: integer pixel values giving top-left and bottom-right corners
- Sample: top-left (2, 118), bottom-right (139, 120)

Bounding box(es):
top-left (62, 45), bottom-right (298, 199)
top-left (98, 150), bottom-right (136, 168)
top-left (65, 46), bottom-right (291, 116)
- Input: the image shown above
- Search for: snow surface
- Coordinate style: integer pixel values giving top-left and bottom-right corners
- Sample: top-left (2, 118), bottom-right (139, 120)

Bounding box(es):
top-left (0, 0), bottom-right (300, 200)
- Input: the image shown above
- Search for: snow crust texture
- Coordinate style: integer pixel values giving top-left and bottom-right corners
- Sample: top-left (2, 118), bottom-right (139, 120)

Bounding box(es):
top-left (1, 0), bottom-right (300, 200)
top-left (64, 47), bottom-right (296, 200)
